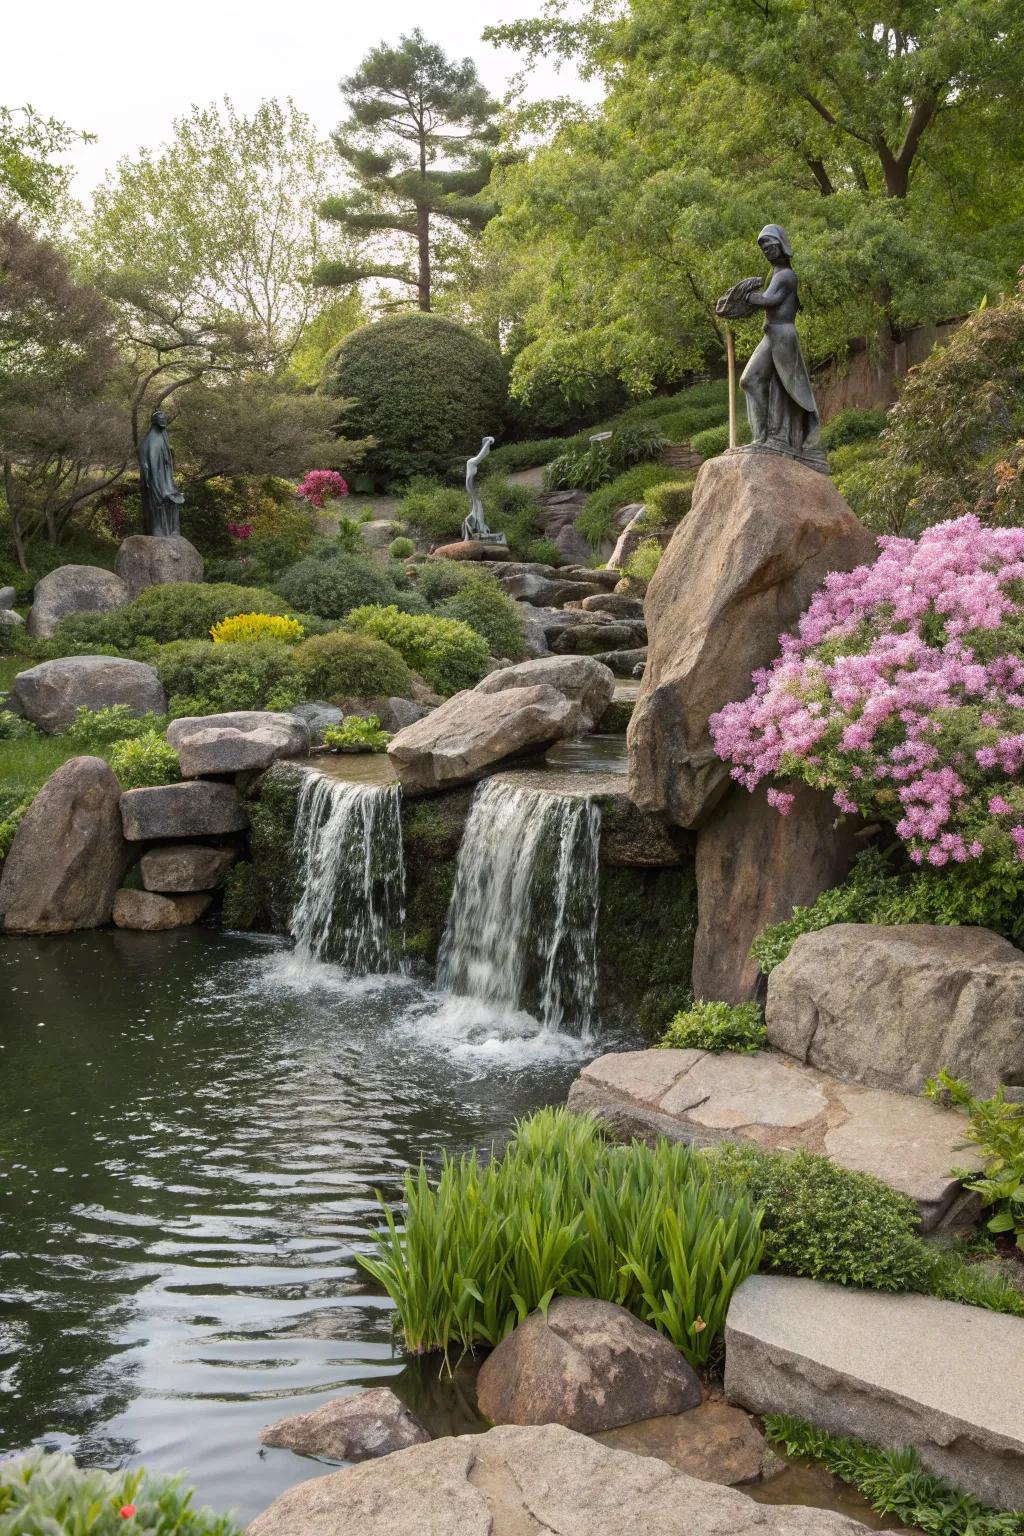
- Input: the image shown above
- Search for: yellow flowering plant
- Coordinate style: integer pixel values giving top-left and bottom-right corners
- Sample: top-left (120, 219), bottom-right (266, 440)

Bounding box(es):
top-left (209, 613), bottom-right (304, 645)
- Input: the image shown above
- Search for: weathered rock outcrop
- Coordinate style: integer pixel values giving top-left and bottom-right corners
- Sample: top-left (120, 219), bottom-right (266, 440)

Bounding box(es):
top-left (113, 535), bottom-right (203, 597)
top-left (166, 711), bottom-right (309, 777)
top-left (593, 1398), bottom-right (771, 1487)
top-left (725, 1275), bottom-right (1024, 1512)
top-left (245, 1423), bottom-right (868, 1536)
top-left (477, 1298), bottom-right (701, 1433)
top-left (140, 844), bottom-right (237, 892)
top-left (628, 453), bottom-right (875, 828)
top-left (13, 656), bottom-right (166, 733)
top-left (260, 1387), bottom-right (429, 1462)
top-left (766, 923), bottom-right (1024, 1098)
top-left (475, 655), bottom-right (614, 731)
top-left (120, 781), bottom-right (248, 840)
top-left (692, 783), bottom-right (861, 1003)
top-left (0, 756), bottom-right (128, 932)
top-left (26, 564), bottom-right (129, 638)
top-left (552, 620), bottom-right (646, 656)
top-left (112, 889), bottom-right (212, 930)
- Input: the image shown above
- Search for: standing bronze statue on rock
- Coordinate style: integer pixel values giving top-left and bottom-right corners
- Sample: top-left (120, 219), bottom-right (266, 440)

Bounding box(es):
top-left (462, 434), bottom-right (496, 542)
top-left (716, 226), bottom-right (828, 474)
top-left (138, 408), bottom-right (186, 536)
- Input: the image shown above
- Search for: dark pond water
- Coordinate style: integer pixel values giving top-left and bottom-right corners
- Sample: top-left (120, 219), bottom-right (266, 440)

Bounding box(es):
top-left (544, 733), bottom-right (628, 773)
top-left (0, 929), bottom-right (597, 1522)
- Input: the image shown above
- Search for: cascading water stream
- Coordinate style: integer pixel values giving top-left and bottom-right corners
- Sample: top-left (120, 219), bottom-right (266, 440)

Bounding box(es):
top-left (436, 778), bottom-right (601, 1032)
top-left (289, 770), bottom-right (406, 973)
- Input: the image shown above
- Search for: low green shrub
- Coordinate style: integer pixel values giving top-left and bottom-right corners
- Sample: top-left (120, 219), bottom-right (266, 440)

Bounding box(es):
top-left (925, 1072), bottom-right (1024, 1250)
top-left (525, 536), bottom-right (563, 566)
top-left (358, 1107), bottom-right (764, 1365)
top-left (830, 436), bottom-right (888, 521)
top-left (334, 517), bottom-right (367, 554)
top-left (690, 418), bottom-right (751, 458)
top-left (437, 573), bottom-right (525, 659)
top-left (322, 715), bottom-right (390, 753)
top-left (704, 1143), bottom-right (932, 1291)
top-left (110, 730), bottom-right (180, 789)
top-left (641, 478), bottom-right (694, 529)
top-left (661, 1000), bottom-right (766, 1053)
top-left (155, 640), bottom-right (302, 717)
top-left (577, 465), bottom-right (680, 547)
top-left (0, 1449), bottom-right (239, 1536)
top-left (763, 1417), bottom-right (1024, 1536)
top-left (55, 583), bottom-right (290, 648)
top-left (413, 558), bottom-right (474, 604)
top-left (820, 407), bottom-right (888, 451)
top-left (483, 478), bottom-right (546, 556)
top-left (389, 535), bottom-right (415, 559)
top-left (0, 709), bottom-right (34, 740)
top-left (273, 553), bottom-right (398, 620)
top-left (346, 605), bottom-right (490, 695)
top-left (545, 422), bottom-right (668, 495)
top-left (398, 483), bottom-right (466, 543)
top-left (486, 435), bottom-right (573, 476)
top-left (0, 792), bottom-right (32, 858)
top-left (292, 630), bottom-right (412, 700)
top-left (624, 538), bottom-right (664, 588)
top-left (752, 847), bottom-right (1024, 975)
top-left (64, 704), bottom-right (168, 750)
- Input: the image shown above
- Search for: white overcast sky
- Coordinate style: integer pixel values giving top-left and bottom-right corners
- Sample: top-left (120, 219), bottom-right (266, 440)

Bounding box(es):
top-left (6, 0), bottom-right (596, 199)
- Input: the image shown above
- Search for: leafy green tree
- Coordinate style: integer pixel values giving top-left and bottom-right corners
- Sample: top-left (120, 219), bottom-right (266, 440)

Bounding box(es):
top-left (0, 105), bottom-right (89, 220)
top-left (316, 30), bottom-right (501, 311)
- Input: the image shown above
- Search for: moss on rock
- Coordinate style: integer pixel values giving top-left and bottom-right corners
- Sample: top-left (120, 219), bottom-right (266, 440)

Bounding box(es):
top-left (401, 786), bottom-right (475, 965)
top-left (597, 862), bottom-right (697, 1034)
top-left (227, 763), bottom-right (304, 933)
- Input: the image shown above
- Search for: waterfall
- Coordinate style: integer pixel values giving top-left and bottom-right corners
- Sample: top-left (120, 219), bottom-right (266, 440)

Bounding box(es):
top-left (436, 779), bottom-right (601, 1031)
top-left (289, 772), bottom-right (405, 973)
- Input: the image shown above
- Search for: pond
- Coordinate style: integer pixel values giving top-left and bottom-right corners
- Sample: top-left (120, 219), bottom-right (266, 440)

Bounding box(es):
top-left (0, 929), bottom-right (596, 1522)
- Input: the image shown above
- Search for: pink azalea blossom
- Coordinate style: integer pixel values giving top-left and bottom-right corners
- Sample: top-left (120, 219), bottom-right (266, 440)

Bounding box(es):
top-left (296, 469), bottom-right (349, 509)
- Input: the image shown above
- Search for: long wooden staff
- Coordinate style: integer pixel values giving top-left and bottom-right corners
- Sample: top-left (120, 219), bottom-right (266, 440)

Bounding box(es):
top-left (725, 328), bottom-right (737, 449)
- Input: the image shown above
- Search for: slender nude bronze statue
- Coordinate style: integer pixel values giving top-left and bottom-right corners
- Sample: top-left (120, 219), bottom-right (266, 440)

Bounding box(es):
top-left (462, 435), bottom-right (496, 542)
top-left (716, 225), bottom-right (827, 472)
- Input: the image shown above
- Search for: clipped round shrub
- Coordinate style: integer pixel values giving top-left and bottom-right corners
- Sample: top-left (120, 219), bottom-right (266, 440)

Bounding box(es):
top-left (389, 535), bottom-right (416, 559)
top-left (110, 730), bottom-right (180, 789)
top-left (624, 537), bottom-right (664, 588)
top-left (325, 313), bottom-right (508, 484)
top-left (690, 417), bottom-right (751, 458)
top-left (273, 554), bottom-right (395, 619)
top-left (54, 582), bottom-right (290, 648)
top-left (346, 604), bottom-right (489, 695)
top-left (413, 558), bottom-right (473, 604)
top-left (210, 613), bottom-right (304, 645)
top-left (438, 574), bottom-right (525, 659)
top-left (293, 630), bottom-right (412, 700)
top-left (642, 478), bottom-right (694, 528)
top-left (155, 639), bottom-right (302, 717)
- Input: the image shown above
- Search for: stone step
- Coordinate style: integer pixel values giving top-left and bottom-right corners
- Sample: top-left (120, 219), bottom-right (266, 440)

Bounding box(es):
top-left (567, 1047), bottom-right (984, 1230)
top-left (725, 1274), bottom-right (1024, 1512)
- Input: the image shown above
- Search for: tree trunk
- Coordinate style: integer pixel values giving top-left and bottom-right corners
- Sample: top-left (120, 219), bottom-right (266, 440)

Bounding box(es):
top-left (3, 460), bottom-right (29, 574)
top-left (415, 200), bottom-right (431, 311)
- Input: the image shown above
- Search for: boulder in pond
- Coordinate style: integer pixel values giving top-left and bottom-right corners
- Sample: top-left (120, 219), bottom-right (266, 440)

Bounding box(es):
top-left (0, 756), bottom-right (128, 933)
top-left (475, 654), bottom-right (614, 732)
top-left (26, 564), bottom-right (129, 638)
top-left (12, 655), bottom-right (166, 734)
top-left (388, 683), bottom-right (576, 794)
top-left (628, 452), bottom-right (875, 828)
top-left (260, 1387), bottom-right (429, 1463)
top-left (120, 781), bottom-right (248, 840)
top-left (112, 889), bottom-right (212, 930)
top-left (114, 534), bottom-right (203, 598)
top-left (244, 1423), bottom-right (869, 1536)
top-left (766, 922), bottom-right (1024, 1098)
top-left (593, 1397), bottom-right (771, 1487)
top-left (140, 844), bottom-right (237, 893)
top-left (476, 1296), bottom-right (701, 1433)
top-left (166, 711), bottom-right (309, 777)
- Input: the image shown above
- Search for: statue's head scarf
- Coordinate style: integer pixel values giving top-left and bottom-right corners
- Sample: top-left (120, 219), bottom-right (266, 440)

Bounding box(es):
top-left (757, 224), bottom-right (793, 258)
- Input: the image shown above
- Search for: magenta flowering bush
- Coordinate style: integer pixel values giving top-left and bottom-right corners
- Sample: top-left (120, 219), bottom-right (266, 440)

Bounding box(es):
top-left (295, 469), bottom-right (349, 509)
top-left (710, 516), bottom-right (1024, 872)
top-left (226, 520), bottom-right (253, 540)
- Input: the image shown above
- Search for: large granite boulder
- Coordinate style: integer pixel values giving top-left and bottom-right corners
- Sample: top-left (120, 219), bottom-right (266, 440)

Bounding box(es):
top-left (628, 453), bottom-right (875, 829)
top-left (726, 1275), bottom-right (1024, 1512)
top-left (766, 923), bottom-right (1024, 1097)
top-left (245, 1423), bottom-right (869, 1536)
top-left (114, 534), bottom-right (203, 598)
top-left (112, 889), bottom-right (211, 930)
top-left (475, 655), bottom-right (614, 732)
top-left (692, 782), bottom-right (861, 1003)
top-left (476, 1297), bottom-right (701, 1433)
top-left (388, 684), bottom-right (576, 794)
top-left (166, 711), bottom-right (309, 777)
top-left (120, 781), bottom-right (248, 840)
top-left (12, 656), bottom-right (166, 734)
top-left (0, 585), bottom-right (15, 609)
top-left (140, 844), bottom-right (237, 892)
top-left (0, 757), bottom-right (128, 933)
top-left (27, 564), bottom-right (129, 638)
top-left (578, 593), bottom-right (645, 619)
top-left (0, 608), bottom-right (24, 630)
top-left (260, 1387), bottom-right (429, 1463)
top-left (551, 620), bottom-right (646, 656)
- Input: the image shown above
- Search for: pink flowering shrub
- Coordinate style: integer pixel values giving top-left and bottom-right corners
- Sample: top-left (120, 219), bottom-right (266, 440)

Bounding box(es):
top-left (295, 469), bottom-right (349, 509)
top-left (226, 521), bottom-right (253, 540)
top-left (710, 515), bottom-right (1024, 873)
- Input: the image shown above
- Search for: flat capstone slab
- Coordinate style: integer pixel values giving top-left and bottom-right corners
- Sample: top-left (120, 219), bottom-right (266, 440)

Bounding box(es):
top-left (567, 1048), bottom-right (984, 1230)
top-left (725, 1274), bottom-right (1024, 1512)
top-left (120, 781), bottom-right (248, 841)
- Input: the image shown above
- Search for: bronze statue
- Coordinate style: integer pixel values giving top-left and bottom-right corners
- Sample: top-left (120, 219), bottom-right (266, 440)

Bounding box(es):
top-left (462, 435), bottom-right (496, 542)
top-left (138, 409), bottom-right (185, 536)
top-left (716, 225), bottom-right (827, 472)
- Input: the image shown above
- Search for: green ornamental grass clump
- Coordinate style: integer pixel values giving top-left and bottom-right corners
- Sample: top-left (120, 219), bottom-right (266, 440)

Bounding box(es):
top-left (322, 715), bottom-right (391, 754)
top-left (925, 1072), bottom-right (1024, 1250)
top-left (346, 604), bottom-right (490, 695)
top-left (0, 1450), bottom-right (239, 1536)
top-left (110, 730), bottom-right (180, 789)
top-left (389, 535), bottom-right (416, 559)
top-left (661, 1000), bottom-right (766, 1053)
top-left (54, 583), bottom-right (291, 648)
top-left (577, 464), bottom-right (681, 547)
top-left (65, 704), bottom-right (168, 750)
top-left (292, 630), bottom-right (412, 701)
top-left (358, 1107), bottom-right (764, 1366)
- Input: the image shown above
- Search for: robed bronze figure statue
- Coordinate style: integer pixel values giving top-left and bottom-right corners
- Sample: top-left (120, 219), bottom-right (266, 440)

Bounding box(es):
top-left (138, 409), bottom-right (185, 536)
top-left (716, 225), bottom-right (827, 472)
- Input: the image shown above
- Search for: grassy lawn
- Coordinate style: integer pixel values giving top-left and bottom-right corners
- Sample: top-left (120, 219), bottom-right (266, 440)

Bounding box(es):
top-left (0, 653), bottom-right (27, 693)
top-left (0, 735), bottom-right (80, 805)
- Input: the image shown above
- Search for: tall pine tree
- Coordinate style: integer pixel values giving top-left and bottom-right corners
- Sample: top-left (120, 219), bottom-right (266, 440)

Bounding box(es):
top-left (315, 30), bottom-right (500, 311)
